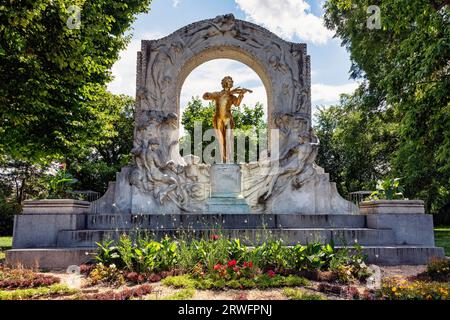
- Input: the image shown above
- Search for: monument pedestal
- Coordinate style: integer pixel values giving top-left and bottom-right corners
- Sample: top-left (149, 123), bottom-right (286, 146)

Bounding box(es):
top-left (206, 164), bottom-right (250, 214)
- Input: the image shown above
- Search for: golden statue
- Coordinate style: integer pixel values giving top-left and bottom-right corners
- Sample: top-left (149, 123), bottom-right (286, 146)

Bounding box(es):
top-left (203, 76), bottom-right (252, 163)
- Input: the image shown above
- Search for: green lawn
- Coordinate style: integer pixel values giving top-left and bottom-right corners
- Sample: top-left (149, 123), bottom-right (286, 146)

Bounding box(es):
top-left (0, 237), bottom-right (12, 262)
top-left (0, 237), bottom-right (12, 249)
top-left (435, 228), bottom-right (450, 257)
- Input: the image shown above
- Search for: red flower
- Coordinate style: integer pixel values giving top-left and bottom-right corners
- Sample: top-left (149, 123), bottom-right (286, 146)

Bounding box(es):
top-left (267, 270), bottom-right (276, 278)
top-left (227, 260), bottom-right (237, 267)
top-left (249, 261), bottom-right (253, 268)
top-left (233, 267), bottom-right (240, 273)
top-left (213, 264), bottom-right (222, 271)
top-left (210, 234), bottom-right (220, 241)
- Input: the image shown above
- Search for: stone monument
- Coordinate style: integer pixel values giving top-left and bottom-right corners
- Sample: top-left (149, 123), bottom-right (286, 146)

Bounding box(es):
top-left (88, 13), bottom-right (355, 215)
top-left (7, 14), bottom-right (444, 268)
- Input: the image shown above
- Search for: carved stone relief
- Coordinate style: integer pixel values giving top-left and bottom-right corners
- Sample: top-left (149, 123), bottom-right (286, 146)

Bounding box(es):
top-left (93, 14), bottom-right (356, 214)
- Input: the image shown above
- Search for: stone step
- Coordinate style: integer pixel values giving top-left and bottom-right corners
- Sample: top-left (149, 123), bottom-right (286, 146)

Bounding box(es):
top-left (86, 213), bottom-right (367, 230)
top-left (57, 228), bottom-right (394, 248)
top-left (6, 246), bottom-right (445, 269)
top-left (354, 246), bottom-right (446, 266)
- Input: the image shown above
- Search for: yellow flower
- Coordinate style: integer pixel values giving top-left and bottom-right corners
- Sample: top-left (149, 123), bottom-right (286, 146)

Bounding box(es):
top-left (392, 287), bottom-right (397, 292)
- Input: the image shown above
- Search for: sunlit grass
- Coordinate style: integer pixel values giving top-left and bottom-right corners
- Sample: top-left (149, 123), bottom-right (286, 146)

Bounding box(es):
top-left (0, 237), bottom-right (12, 248)
top-left (435, 228), bottom-right (450, 256)
top-left (0, 284), bottom-right (78, 300)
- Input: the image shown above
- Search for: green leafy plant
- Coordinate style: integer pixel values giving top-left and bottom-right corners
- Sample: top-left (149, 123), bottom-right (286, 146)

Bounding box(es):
top-left (95, 239), bottom-right (121, 267)
top-left (250, 240), bottom-right (291, 271)
top-left (369, 178), bottom-right (405, 200)
top-left (88, 263), bottom-right (125, 287)
top-left (46, 163), bottom-right (78, 199)
top-left (93, 235), bottom-right (370, 286)
top-left (424, 257), bottom-right (450, 281)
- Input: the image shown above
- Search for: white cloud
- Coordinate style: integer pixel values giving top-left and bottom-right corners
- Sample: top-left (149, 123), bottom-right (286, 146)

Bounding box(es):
top-left (180, 59), bottom-right (267, 115)
top-left (235, 0), bottom-right (333, 44)
top-left (172, 0), bottom-right (180, 8)
top-left (108, 32), bottom-right (164, 96)
top-left (311, 82), bottom-right (359, 105)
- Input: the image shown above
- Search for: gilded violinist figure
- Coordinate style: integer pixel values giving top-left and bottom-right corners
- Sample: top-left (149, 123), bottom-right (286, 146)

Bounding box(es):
top-left (203, 76), bottom-right (252, 163)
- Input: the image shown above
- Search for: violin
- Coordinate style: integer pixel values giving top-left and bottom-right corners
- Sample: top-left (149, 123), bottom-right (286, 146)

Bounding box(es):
top-left (230, 87), bottom-right (253, 94)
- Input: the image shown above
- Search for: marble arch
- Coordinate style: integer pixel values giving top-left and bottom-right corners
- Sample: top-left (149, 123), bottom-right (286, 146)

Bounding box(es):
top-left (91, 14), bottom-right (355, 215)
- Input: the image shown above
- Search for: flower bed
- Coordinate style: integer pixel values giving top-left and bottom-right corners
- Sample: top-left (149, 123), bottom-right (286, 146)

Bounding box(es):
top-left (91, 235), bottom-right (371, 289)
top-left (71, 284), bottom-right (153, 300)
top-left (0, 265), bottom-right (60, 289)
top-left (378, 278), bottom-right (449, 300)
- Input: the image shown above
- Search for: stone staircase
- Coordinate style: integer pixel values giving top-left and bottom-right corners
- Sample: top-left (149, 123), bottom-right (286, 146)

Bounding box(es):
top-left (7, 213), bottom-right (445, 269)
top-left (57, 214), bottom-right (395, 248)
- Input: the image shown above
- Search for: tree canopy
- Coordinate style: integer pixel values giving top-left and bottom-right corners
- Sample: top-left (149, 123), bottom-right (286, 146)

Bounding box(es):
top-left (318, 0), bottom-right (450, 215)
top-left (0, 0), bottom-right (151, 162)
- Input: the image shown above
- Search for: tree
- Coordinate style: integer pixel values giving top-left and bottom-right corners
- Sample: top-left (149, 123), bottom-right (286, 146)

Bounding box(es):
top-left (67, 92), bottom-right (135, 193)
top-left (180, 96), bottom-right (267, 162)
top-left (0, 0), bottom-right (151, 162)
top-left (314, 86), bottom-right (398, 197)
top-left (323, 0), bottom-right (450, 214)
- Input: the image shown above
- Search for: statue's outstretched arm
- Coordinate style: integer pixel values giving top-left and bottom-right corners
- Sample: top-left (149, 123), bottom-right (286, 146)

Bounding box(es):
top-left (203, 91), bottom-right (219, 100)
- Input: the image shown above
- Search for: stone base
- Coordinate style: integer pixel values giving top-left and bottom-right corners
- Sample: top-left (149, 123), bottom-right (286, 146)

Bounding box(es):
top-left (12, 213), bottom-right (86, 248)
top-left (206, 197), bottom-right (250, 214)
top-left (206, 163), bottom-right (251, 214)
top-left (360, 200), bottom-right (425, 214)
top-left (22, 199), bottom-right (90, 214)
top-left (9, 211), bottom-right (444, 268)
top-left (359, 246), bottom-right (445, 266)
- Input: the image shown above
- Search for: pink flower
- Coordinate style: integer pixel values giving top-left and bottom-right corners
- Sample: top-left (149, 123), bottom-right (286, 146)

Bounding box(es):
top-left (210, 234), bottom-right (220, 241)
top-left (59, 163), bottom-right (66, 170)
top-left (267, 270), bottom-right (276, 278)
top-left (213, 264), bottom-right (222, 271)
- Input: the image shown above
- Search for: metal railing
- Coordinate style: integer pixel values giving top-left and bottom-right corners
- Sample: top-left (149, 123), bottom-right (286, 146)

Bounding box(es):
top-left (69, 190), bottom-right (101, 202)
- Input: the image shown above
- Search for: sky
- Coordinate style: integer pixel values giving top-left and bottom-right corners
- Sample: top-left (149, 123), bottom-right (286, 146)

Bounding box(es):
top-left (108, 0), bottom-right (358, 119)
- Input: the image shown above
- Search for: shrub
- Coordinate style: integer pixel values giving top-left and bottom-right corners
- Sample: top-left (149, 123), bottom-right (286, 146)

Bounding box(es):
top-left (425, 257), bottom-right (450, 281)
top-left (203, 260), bottom-right (256, 281)
top-left (88, 263), bottom-right (125, 287)
top-left (249, 240), bottom-right (291, 271)
top-left (0, 199), bottom-right (20, 236)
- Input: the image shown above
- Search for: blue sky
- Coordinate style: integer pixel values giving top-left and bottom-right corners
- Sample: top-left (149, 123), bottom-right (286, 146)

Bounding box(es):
top-left (108, 0), bottom-right (358, 116)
